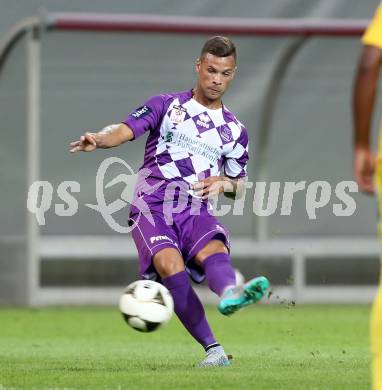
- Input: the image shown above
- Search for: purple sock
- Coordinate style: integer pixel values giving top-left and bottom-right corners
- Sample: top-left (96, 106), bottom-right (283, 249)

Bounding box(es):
top-left (162, 271), bottom-right (216, 348)
top-left (202, 252), bottom-right (236, 296)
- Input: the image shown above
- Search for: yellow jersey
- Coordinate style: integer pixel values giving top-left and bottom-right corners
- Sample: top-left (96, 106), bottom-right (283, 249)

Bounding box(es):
top-left (363, 3), bottom-right (382, 48)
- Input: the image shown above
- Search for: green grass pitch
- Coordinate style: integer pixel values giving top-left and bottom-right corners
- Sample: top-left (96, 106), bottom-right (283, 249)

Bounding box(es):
top-left (0, 305), bottom-right (370, 389)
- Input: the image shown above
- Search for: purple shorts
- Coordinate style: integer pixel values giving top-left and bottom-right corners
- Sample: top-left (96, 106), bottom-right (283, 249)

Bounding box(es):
top-left (129, 204), bottom-right (230, 283)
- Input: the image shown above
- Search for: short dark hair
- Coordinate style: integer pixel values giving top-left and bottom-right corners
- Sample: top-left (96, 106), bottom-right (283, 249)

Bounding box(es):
top-left (200, 36), bottom-right (237, 62)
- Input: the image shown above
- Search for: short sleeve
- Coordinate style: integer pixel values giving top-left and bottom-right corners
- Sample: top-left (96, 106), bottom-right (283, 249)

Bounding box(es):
top-left (362, 4), bottom-right (382, 49)
top-left (122, 95), bottom-right (166, 140)
top-left (223, 127), bottom-right (249, 178)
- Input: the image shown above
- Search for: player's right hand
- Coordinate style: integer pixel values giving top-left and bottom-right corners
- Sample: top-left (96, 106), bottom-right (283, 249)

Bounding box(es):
top-left (353, 146), bottom-right (376, 194)
top-left (69, 132), bottom-right (98, 153)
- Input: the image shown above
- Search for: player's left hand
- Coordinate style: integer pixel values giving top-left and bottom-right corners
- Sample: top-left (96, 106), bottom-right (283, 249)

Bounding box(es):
top-left (192, 176), bottom-right (233, 200)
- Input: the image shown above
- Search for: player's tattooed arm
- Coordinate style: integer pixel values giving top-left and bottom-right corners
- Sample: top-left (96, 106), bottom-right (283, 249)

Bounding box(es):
top-left (192, 176), bottom-right (247, 200)
top-left (69, 123), bottom-right (134, 153)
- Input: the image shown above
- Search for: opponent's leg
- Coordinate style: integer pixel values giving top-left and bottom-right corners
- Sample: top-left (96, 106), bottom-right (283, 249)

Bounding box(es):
top-left (373, 147), bottom-right (382, 389)
top-left (371, 276), bottom-right (382, 390)
top-left (195, 239), bottom-right (269, 316)
top-left (153, 248), bottom-right (229, 367)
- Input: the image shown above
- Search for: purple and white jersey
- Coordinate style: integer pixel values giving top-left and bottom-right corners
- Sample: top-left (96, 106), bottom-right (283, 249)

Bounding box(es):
top-left (123, 90), bottom-right (248, 205)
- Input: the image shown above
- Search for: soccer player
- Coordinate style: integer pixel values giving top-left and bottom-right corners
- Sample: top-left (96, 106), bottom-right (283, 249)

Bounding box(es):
top-left (69, 36), bottom-right (269, 367)
top-left (353, 5), bottom-right (382, 389)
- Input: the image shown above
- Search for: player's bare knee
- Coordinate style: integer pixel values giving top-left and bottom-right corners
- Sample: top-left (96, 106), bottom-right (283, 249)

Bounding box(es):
top-left (194, 239), bottom-right (228, 264)
top-left (153, 247), bottom-right (184, 278)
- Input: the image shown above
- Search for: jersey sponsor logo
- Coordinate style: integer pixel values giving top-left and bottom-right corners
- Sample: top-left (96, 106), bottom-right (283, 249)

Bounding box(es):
top-left (150, 235), bottom-right (174, 244)
top-left (164, 131), bottom-right (220, 164)
top-left (196, 113), bottom-right (211, 129)
top-left (165, 131), bottom-right (174, 142)
top-left (131, 105), bottom-right (152, 119)
top-left (169, 105), bottom-right (187, 124)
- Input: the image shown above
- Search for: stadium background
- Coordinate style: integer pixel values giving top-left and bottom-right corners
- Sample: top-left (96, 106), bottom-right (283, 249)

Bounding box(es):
top-left (0, 0), bottom-right (381, 305)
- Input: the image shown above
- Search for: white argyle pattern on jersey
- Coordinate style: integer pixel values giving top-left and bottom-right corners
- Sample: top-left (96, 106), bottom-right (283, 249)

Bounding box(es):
top-left (154, 97), bottom-right (246, 184)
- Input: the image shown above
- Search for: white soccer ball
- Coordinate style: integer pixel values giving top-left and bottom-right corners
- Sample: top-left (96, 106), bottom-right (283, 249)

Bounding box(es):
top-left (119, 280), bottom-right (174, 332)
